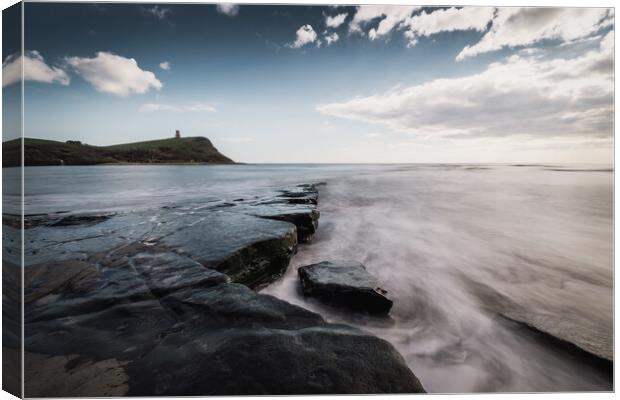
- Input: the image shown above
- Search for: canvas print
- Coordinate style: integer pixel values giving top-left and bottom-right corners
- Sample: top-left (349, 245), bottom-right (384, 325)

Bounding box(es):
top-left (1, 2), bottom-right (615, 397)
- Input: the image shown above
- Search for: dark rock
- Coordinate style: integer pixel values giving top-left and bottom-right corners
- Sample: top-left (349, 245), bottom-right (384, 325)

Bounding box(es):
top-left (298, 260), bottom-right (393, 315)
top-left (133, 283), bottom-right (424, 395)
top-left (128, 250), bottom-right (230, 295)
top-left (24, 259), bottom-right (153, 323)
top-left (21, 181), bottom-right (426, 396)
top-left (249, 206), bottom-right (319, 243)
top-left (241, 184), bottom-right (321, 243)
top-left (24, 259), bottom-right (100, 305)
top-left (128, 320), bottom-right (424, 395)
top-left (24, 212), bottom-right (155, 266)
top-left (3, 260), bottom-right (22, 398)
top-left (260, 209), bottom-right (320, 243)
top-left (159, 211), bottom-right (297, 289)
top-left (24, 247), bottom-right (425, 396)
top-left (3, 213), bottom-right (23, 229)
top-left (49, 213), bottom-right (115, 227)
top-left (4, 213), bottom-right (51, 229)
top-left (2, 225), bottom-right (21, 265)
top-left (281, 197), bottom-right (316, 205)
top-left (278, 184), bottom-right (320, 205)
top-left (21, 202), bottom-right (303, 289)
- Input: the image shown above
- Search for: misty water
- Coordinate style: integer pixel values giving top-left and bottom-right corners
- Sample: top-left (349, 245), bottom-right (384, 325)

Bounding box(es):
top-left (11, 163), bottom-right (613, 392)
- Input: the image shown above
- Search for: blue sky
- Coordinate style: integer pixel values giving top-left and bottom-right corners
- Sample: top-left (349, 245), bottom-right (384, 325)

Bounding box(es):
top-left (2, 4), bottom-right (615, 163)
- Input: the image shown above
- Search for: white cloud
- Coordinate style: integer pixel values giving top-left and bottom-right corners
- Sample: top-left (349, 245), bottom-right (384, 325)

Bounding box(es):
top-left (139, 103), bottom-right (180, 112)
top-left (288, 24), bottom-right (319, 49)
top-left (66, 52), bottom-right (162, 96)
top-left (144, 5), bottom-right (171, 20)
top-left (349, 5), bottom-right (420, 35)
top-left (186, 102), bottom-right (217, 112)
top-left (325, 13), bottom-right (348, 29)
top-left (400, 7), bottom-right (495, 47)
top-left (457, 7), bottom-right (613, 60)
top-left (325, 32), bottom-right (339, 46)
top-left (318, 32), bottom-right (613, 141)
top-left (216, 4), bottom-right (239, 16)
top-left (159, 61), bottom-right (171, 71)
top-left (2, 50), bottom-right (70, 87)
top-left (345, 6), bottom-right (612, 59)
top-left (139, 102), bottom-right (216, 113)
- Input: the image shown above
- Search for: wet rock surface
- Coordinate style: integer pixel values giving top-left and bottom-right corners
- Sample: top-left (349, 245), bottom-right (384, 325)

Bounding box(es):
top-left (24, 247), bottom-right (424, 396)
top-left (460, 275), bottom-right (614, 364)
top-left (298, 260), bottom-right (394, 315)
top-left (243, 183), bottom-right (321, 243)
top-left (19, 183), bottom-right (425, 396)
top-left (48, 213), bottom-right (116, 227)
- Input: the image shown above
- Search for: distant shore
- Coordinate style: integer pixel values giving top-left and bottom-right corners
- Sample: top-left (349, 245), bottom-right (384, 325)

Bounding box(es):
top-left (2, 136), bottom-right (235, 167)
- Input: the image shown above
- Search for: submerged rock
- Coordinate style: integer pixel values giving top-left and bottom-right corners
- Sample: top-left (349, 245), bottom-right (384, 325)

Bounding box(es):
top-left (298, 260), bottom-right (393, 315)
top-left (24, 245), bottom-right (425, 396)
top-left (49, 213), bottom-right (116, 227)
top-left (6, 212), bottom-right (116, 230)
top-left (460, 275), bottom-right (614, 364)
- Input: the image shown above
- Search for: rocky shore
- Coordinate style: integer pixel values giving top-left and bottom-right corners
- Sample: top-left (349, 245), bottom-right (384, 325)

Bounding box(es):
top-left (11, 183), bottom-right (426, 396)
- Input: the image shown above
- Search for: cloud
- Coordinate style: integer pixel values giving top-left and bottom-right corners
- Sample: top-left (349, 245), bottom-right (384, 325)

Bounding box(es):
top-left (66, 52), bottom-right (162, 96)
top-left (185, 102), bottom-right (217, 112)
top-left (288, 24), bottom-right (319, 49)
top-left (457, 8), bottom-right (613, 60)
top-left (144, 5), bottom-right (171, 20)
top-left (344, 6), bottom-right (612, 58)
top-left (2, 50), bottom-right (70, 87)
top-left (318, 32), bottom-right (613, 141)
top-left (216, 4), bottom-right (239, 16)
top-left (349, 5), bottom-right (420, 35)
top-left (159, 61), bottom-right (171, 71)
top-left (139, 102), bottom-right (216, 113)
top-left (325, 13), bottom-right (348, 29)
top-left (400, 7), bottom-right (495, 47)
top-left (325, 32), bottom-right (339, 46)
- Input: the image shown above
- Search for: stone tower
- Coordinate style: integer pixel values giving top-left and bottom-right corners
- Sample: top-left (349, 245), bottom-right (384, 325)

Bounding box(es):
top-left (175, 129), bottom-right (181, 139)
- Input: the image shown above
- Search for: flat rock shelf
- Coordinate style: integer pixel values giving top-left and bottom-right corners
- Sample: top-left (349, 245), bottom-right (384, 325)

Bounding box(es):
top-left (8, 183), bottom-right (426, 396)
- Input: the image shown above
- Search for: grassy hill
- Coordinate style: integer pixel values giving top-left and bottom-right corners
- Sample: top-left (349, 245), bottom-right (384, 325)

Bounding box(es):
top-left (2, 137), bottom-right (235, 167)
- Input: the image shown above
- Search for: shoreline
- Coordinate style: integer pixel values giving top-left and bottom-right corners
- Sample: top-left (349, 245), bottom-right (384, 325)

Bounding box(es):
top-left (6, 169), bottom-right (613, 394)
top-left (14, 182), bottom-right (426, 396)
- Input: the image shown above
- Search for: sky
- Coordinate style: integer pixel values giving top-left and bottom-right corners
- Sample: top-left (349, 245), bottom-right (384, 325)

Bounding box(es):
top-left (1, 3), bottom-right (615, 163)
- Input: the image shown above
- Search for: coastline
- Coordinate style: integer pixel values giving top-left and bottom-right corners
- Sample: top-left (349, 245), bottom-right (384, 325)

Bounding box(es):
top-left (15, 182), bottom-right (425, 396)
top-left (6, 164), bottom-right (614, 393)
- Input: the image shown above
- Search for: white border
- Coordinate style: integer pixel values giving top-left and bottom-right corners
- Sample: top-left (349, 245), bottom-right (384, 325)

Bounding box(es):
top-left (0, 1), bottom-right (616, 400)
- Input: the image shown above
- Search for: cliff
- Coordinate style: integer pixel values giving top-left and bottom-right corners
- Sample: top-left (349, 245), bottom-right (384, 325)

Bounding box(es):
top-left (2, 136), bottom-right (235, 167)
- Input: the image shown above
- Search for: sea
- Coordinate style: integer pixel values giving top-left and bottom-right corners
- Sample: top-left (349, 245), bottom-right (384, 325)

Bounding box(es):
top-left (4, 163), bottom-right (614, 392)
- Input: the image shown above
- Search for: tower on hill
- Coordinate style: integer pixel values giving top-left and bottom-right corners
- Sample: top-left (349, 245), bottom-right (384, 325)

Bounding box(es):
top-left (175, 130), bottom-right (181, 139)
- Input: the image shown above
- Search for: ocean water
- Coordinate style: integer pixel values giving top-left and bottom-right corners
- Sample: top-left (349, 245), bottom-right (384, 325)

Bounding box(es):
top-left (8, 164), bottom-right (614, 392)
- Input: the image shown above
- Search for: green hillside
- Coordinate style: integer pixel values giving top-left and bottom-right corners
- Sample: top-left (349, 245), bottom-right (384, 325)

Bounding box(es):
top-left (2, 136), bottom-right (235, 167)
